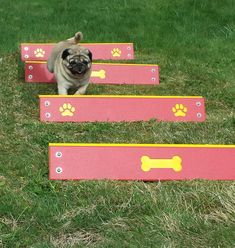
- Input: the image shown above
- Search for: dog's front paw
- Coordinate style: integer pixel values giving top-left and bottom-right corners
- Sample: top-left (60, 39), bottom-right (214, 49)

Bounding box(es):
top-left (74, 84), bottom-right (89, 95)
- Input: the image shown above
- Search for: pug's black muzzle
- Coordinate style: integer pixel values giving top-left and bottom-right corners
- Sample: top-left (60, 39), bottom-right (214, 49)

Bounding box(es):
top-left (68, 58), bottom-right (87, 75)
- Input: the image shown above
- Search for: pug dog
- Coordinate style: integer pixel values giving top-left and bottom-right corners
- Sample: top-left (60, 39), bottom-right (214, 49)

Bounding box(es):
top-left (47, 32), bottom-right (92, 95)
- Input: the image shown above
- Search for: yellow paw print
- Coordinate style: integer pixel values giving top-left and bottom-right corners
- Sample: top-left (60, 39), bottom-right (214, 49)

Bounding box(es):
top-left (59, 103), bottom-right (75, 117)
top-left (111, 48), bottom-right (122, 57)
top-left (34, 48), bottom-right (45, 58)
top-left (172, 104), bottom-right (187, 117)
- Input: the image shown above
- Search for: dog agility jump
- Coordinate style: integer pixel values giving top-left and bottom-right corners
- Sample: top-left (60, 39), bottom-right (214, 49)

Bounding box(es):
top-left (21, 42), bottom-right (134, 61)
top-left (39, 95), bottom-right (205, 122)
top-left (25, 61), bottom-right (159, 85)
top-left (49, 143), bottom-right (235, 180)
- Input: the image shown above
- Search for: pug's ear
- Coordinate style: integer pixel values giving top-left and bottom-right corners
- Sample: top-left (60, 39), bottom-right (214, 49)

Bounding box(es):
top-left (61, 49), bottom-right (71, 60)
top-left (86, 49), bottom-right (92, 61)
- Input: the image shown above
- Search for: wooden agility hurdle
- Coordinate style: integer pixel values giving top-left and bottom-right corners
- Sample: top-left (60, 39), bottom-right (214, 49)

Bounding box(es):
top-left (25, 61), bottom-right (159, 85)
top-left (21, 43), bottom-right (134, 61)
top-left (49, 143), bottom-right (235, 180)
top-left (39, 95), bottom-right (205, 122)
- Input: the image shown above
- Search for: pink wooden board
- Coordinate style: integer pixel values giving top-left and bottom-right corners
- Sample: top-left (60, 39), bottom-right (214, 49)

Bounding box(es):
top-left (39, 95), bottom-right (205, 122)
top-left (25, 62), bottom-right (159, 85)
top-left (49, 144), bottom-right (235, 180)
top-left (21, 43), bottom-right (134, 61)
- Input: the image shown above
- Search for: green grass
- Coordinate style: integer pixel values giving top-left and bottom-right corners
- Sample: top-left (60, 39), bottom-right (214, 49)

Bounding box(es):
top-left (0, 0), bottom-right (235, 247)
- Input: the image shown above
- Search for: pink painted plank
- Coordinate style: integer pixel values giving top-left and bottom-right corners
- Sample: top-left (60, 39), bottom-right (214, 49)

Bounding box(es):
top-left (21, 43), bottom-right (134, 61)
top-left (49, 144), bottom-right (235, 180)
top-left (39, 95), bottom-right (205, 122)
top-left (25, 62), bottom-right (159, 85)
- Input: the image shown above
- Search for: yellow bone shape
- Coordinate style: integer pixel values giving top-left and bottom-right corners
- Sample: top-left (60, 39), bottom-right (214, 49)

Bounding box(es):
top-left (91, 69), bottom-right (106, 79)
top-left (141, 155), bottom-right (182, 172)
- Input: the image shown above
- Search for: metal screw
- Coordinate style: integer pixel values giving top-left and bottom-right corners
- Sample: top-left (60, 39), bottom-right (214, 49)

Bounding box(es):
top-left (197, 113), bottom-right (202, 118)
top-left (196, 101), bottom-right (201, 107)
top-left (24, 47), bottom-right (29, 51)
top-left (44, 101), bottom-right (50, 107)
top-left (28, 65), bottom-right (33, 70)
top-left (127, 46), bottom-right (131, 50)
top-left (55, 151), bottom-right (62, 158)
top-left (151, 68), bottom-right (156, 73)
top-left (56, 167), bottom-right (63, 174)
top-left (28, 75), bottom-right (33, 79)
top-left (45, 112), bottom-right (51, 118)
top-left (151, 77), bottom-right (156, 81)
top-left (24, 55), bottom-right (29, 59)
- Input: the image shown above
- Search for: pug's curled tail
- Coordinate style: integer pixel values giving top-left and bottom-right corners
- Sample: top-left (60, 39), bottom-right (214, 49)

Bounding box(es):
top-left (74, 31), bottom-right (83, 43)
top-left (66, 32), bottom-right (83, 44)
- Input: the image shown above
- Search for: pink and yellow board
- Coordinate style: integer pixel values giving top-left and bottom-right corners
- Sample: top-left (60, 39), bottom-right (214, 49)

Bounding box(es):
top-left (49, 143), bottom-right (235, 180)
top-left (25, 61), bottom-right (159, 85)
top-left (21, 43), bottom-right (134, 61)
top-left (39, 95), bottom-right (205, 122)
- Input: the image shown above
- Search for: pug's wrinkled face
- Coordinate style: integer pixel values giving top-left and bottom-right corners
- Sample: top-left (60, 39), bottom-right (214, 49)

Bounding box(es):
top-left (61, 47), bottom-right (92, 75)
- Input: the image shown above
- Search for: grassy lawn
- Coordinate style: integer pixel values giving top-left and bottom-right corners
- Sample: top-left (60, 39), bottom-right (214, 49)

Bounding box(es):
top-left (0, 0), bottom-right (235, 247)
